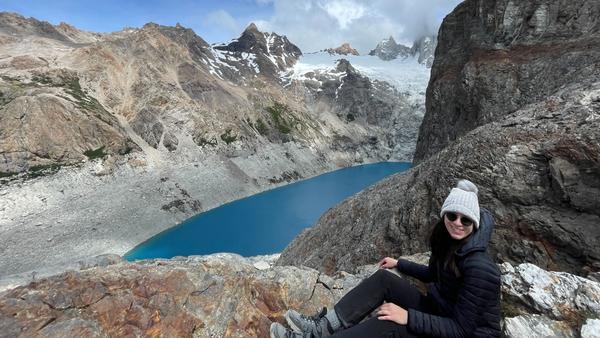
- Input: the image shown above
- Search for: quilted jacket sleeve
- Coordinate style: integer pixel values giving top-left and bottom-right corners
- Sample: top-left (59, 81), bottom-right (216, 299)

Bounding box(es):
top-left (407, 254), bottom-right (501, 337)
top-left (396, 258), bottom-right (435, 283)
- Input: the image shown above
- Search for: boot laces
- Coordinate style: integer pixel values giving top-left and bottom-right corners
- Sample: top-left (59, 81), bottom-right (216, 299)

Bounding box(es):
top-left (301, 307), bottom-right (327, 336)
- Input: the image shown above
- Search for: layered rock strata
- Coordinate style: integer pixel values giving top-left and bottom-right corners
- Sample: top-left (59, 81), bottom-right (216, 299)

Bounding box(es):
top-left (0, 254), bottom-right (365, 337)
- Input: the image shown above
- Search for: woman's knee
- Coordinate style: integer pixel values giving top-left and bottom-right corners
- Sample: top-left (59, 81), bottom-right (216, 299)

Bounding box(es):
top-left (371, 268), bottom-right (401, 285)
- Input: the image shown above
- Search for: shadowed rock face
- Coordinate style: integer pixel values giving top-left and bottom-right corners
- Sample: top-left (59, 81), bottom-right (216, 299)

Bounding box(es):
top-left (414, 0), bottom-right (600, 163)
top-left (368, 35), bottom-right (437, 68)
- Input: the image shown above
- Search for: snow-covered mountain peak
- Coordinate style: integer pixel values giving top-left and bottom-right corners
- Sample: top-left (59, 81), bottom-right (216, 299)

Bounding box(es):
top-left (212, 23), bottom-right (302, 82)
top-left (370, 34), bottom-right (437, 68)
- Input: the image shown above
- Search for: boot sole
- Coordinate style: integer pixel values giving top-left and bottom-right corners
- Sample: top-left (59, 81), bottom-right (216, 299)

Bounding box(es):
top-left (269, 323), bottom-right (278, 338)
top-left (284, 310), bottom-right (302, 333)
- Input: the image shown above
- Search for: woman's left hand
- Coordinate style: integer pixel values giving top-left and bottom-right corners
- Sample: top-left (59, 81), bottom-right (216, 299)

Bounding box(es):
top-left (376, 302), bottom-right (408, 325)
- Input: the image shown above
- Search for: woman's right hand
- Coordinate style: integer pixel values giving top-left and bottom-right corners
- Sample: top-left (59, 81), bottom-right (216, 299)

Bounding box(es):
top-left (378, 257), bottom-right (398, 269)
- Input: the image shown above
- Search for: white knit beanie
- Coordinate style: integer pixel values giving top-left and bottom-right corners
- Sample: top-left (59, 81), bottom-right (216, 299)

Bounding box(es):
top-left (440, 179), bottom-right (480, 229)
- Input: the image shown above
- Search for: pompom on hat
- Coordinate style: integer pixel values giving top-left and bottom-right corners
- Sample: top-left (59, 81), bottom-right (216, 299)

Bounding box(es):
top-left (440, 179), bottom-right (480, 229)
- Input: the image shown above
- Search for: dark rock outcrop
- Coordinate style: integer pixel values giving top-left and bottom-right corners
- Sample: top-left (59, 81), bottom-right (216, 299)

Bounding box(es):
top-left (414, 0), bottom-right (600, 163)
top-left (298, 58), bottom-right (424, 159)
top-left (278, 0), bottom-right (600, 276)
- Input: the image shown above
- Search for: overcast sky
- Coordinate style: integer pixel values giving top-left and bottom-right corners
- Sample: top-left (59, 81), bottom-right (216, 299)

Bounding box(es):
top-left (1, 0), bottom-right (463, 53)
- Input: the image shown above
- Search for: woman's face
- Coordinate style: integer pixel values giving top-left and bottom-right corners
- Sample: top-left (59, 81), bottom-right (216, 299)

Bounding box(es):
top-left (444, 212), bottom-right (474, 240)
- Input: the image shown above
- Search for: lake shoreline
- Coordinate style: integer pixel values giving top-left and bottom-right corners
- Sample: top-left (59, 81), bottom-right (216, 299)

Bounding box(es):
top-left (0, 141), bottom-right (406, 290)
top-left (124, 162), bottom-right (410, 261)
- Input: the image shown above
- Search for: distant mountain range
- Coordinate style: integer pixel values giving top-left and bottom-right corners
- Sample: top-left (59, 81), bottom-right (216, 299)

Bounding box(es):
top-left (0, 11), bottom-right (429, 278)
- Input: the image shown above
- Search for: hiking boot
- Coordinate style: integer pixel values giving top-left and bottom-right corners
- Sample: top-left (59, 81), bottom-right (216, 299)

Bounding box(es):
top-left (270, 322), bottom-right (312, 338)
top-left (285, 307), bottom-right (334, 337)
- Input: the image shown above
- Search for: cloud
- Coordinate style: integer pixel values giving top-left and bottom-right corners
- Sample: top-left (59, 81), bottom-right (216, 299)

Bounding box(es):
top-left (202, 10), bottom-right (240, 37)
top-left (254, 0), bottom-right (462, 54)
top-left (319, 0), bottom-right (366, 30)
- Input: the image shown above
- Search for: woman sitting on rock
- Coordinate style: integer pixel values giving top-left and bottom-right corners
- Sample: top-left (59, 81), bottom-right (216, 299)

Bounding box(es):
top-left (271, 179), bottom-right (502, 338)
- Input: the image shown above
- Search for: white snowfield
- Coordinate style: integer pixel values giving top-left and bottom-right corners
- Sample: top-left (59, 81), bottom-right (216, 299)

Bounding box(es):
top-left (286, 52), bottom-right (431, 100)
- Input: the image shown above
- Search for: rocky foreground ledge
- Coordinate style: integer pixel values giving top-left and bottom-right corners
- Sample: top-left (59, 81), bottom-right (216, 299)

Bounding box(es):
top-left (0, 253), bottom-right (599, 338)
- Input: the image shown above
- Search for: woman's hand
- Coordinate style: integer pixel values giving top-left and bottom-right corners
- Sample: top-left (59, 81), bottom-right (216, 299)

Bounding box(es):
top-left (378, 257), bottom-right (398, 269)
top-left (377, 302), bottom-right (408, 325)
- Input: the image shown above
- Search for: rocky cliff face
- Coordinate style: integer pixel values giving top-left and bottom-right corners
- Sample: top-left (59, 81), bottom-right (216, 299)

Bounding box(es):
top-left (278, 0), bottom-right (600, 276)
top-left (0, 13), bottom-right (415, 180)
top-left (414, 0), bottom-right (600, 162)
top-left (290, 58), bottom-right (423, 159)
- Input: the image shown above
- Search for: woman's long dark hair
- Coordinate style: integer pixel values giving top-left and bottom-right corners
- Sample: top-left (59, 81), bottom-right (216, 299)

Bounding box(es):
top-left (429, 218), bottom-right (473, 277)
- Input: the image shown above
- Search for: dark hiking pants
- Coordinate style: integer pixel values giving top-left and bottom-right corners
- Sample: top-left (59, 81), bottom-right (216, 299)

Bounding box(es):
top-left (332, 269), bottom-right (437, 338)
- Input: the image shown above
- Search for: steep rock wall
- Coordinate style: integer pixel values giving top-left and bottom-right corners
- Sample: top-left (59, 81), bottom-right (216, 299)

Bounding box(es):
top-left (414, 0), bottom-right (600, 162)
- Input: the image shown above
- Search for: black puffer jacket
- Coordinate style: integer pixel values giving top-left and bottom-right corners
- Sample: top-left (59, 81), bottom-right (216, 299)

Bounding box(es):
top-left (397, 209), bottom-right (501, 337)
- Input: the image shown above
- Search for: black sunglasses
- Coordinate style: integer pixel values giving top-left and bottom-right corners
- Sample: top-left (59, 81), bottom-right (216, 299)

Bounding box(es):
top-left (445, 212), bottom-right (474, 227)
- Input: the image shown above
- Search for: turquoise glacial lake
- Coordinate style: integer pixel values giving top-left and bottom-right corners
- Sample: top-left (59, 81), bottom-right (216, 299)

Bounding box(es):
top-left (124, 162), bottom-right (411, 260)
